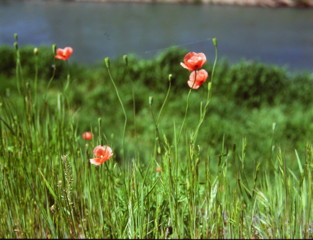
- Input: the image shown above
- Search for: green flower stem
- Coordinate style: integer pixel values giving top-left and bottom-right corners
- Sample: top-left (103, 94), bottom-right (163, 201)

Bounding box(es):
top-left (34, 49), bottom-right (39, 104)
top-left (179, 88), bottom-right (192, 142)
top-left (47, 44), bottom-right (57, 90)
top-left (150, 74), bottom-right (173, 157)
top-left (157, 74), bottom-right (172, 123)
top-left (192, 38), bottom-right (218, 145)
top-left (64, 60), bottom-right (71, 92)
top-left (178, 70), bottom-right (197, 145)
top-left (105, 57), bottom-right (127, 161)
top-left (124, 55), bottom-right (138, 152)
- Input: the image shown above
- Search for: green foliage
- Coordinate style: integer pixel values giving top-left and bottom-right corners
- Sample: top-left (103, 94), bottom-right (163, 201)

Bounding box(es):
top-left (0, 44), bottom-right (313, 238)
top-left (215, 60), bottom-right (288, 107)
top-left (1, 45), bottom-right (313, 160)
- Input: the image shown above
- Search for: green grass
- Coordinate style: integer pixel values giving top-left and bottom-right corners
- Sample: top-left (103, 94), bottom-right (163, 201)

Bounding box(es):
top-left (0, 40), bottom-right (313, 238)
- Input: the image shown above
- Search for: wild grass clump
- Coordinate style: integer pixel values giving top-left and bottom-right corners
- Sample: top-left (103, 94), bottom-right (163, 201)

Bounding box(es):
top-left (0, 37), bottom-right (312, 238)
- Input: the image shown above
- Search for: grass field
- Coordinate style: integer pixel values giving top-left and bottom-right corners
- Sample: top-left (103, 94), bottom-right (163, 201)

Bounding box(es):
top-left (0, 37), bottom-right (313, 238)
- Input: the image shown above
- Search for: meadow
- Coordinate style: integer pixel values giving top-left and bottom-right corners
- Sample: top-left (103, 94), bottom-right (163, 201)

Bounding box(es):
top-left (0, 36), bottom-right (313, 238)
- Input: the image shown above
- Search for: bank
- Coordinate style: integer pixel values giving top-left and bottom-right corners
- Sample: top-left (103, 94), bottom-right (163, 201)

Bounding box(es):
top-left (73, 0), bottom-right (313, 7)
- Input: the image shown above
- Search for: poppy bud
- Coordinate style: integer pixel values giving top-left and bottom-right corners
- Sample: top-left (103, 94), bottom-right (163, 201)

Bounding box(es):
top-left (82, 131), bottom-right (93, 141)
top-left (168, 74), bottom-right (172, 82)
top-left (52, 44), bottom-right (56, 55)
top-left (123, 55), bottom-right (128, 66)
top-left (34, 48), bottom-right (38, 56)
top-left (212, 37), bottom-right (217, 47)
top-left (13, 42), bottom-right (18, 50)
top-left (149, 96), bottom-right (153, 105)
top-left (272, 122), bottom-right (276, 131)
top-left (104, 57), bottom-right (110, 69)
top-left (14, 33), bottom-right (18, 41)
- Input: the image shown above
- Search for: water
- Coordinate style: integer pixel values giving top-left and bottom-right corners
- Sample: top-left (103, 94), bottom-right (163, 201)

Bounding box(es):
top-left (0, 0), bottom-right (312, 72)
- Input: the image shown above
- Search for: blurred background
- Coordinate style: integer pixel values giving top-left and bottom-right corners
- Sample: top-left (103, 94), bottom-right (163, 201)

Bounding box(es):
top-left (0, 0), bottom-right (312, 72)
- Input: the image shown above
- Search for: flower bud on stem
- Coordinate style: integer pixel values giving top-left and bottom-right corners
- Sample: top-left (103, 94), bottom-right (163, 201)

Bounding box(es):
top-left (149, 96), bottom-right (154, 106)
top-left (33, 48), bottom-right (39, 56)
top-left (52, 44), bottom-right (57, 55)
top-left (14, 33), bottom-right (18, 41)
top-left (104, 57), bottom-right (110, 69)
top-left (123, 55), bottom-right (128, 66)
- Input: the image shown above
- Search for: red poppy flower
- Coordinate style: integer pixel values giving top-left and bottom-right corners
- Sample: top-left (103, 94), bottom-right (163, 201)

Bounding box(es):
top-left (187, 69), bottom-right (209, 89)
top-left (82, 131), bottom-right (93, 141)
top-left (180, 52), bottom-right (206, 71)
top-left (90, 145), bottom-right (113, 165)
top-left (55, 47), bottom-right (73, 61)
top-left (156, 167), bottom-right (162, 172)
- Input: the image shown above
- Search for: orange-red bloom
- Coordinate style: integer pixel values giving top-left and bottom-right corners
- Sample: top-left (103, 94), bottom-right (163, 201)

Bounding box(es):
top-left (187, 69), bottom-right (208, 89)
top-left (55, 47), bottom-right (73, 61)
top-left (180, 52), bottom-right (206, 71)
top-left (82, 131), bottom-right (93, 141)
top-left (90, 145), bottom-right (113, 165)
top-left (156, 167), bottom-right (162, 172)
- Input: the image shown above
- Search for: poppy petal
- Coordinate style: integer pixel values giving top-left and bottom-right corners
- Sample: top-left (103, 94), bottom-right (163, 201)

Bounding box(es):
top-left (181, 52), bottom-right (207, 71)
top-left (90, 158), bottom-right (103, 165)
top-left (55, 47), bottom-right (73, 61)
top-left (93, 145), bottom-right (106, 157)
top-left (180, 62), bottom-right (194, 71)
top-left (187, 80), bottom-right (201, 89)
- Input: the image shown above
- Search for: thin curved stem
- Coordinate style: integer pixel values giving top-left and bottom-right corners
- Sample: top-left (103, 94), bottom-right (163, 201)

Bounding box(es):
top-left (178, 88), bottom-right (192, 144)
top-left (34, 52), bottom-right (39, 103)
top-left (47, 67), bottom-right (56, 90)
top-left (149, 98), bottom-right (162, 156)
top-left (157, 75), bottom-right (172, 123)
top-left (192, 38), bottom-right (218, 145)
top-left (106, 62), bottom-right (128, 161)
top-left (178, 70), bottom-right (197, 144)
top-left (124, 56), bottom-right (138, 146)
top-left (64, 60), bottom-right (71, 91)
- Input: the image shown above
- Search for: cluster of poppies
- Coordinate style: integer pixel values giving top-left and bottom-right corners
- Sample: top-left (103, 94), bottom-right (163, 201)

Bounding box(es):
top-left (180, 52), bottom-right (208, 89)
top-left (55, 48), bottom-right (114, 166)
top-left (57, 47), bottom-right (208, 166)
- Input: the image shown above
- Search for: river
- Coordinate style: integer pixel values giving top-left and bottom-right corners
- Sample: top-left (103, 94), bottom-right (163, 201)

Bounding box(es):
top-left (0, 0), bottom-right (312, 72)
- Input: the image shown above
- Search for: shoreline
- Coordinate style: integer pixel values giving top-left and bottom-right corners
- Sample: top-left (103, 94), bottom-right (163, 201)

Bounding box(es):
top-left (72, 0), bottom-right (313, 8)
